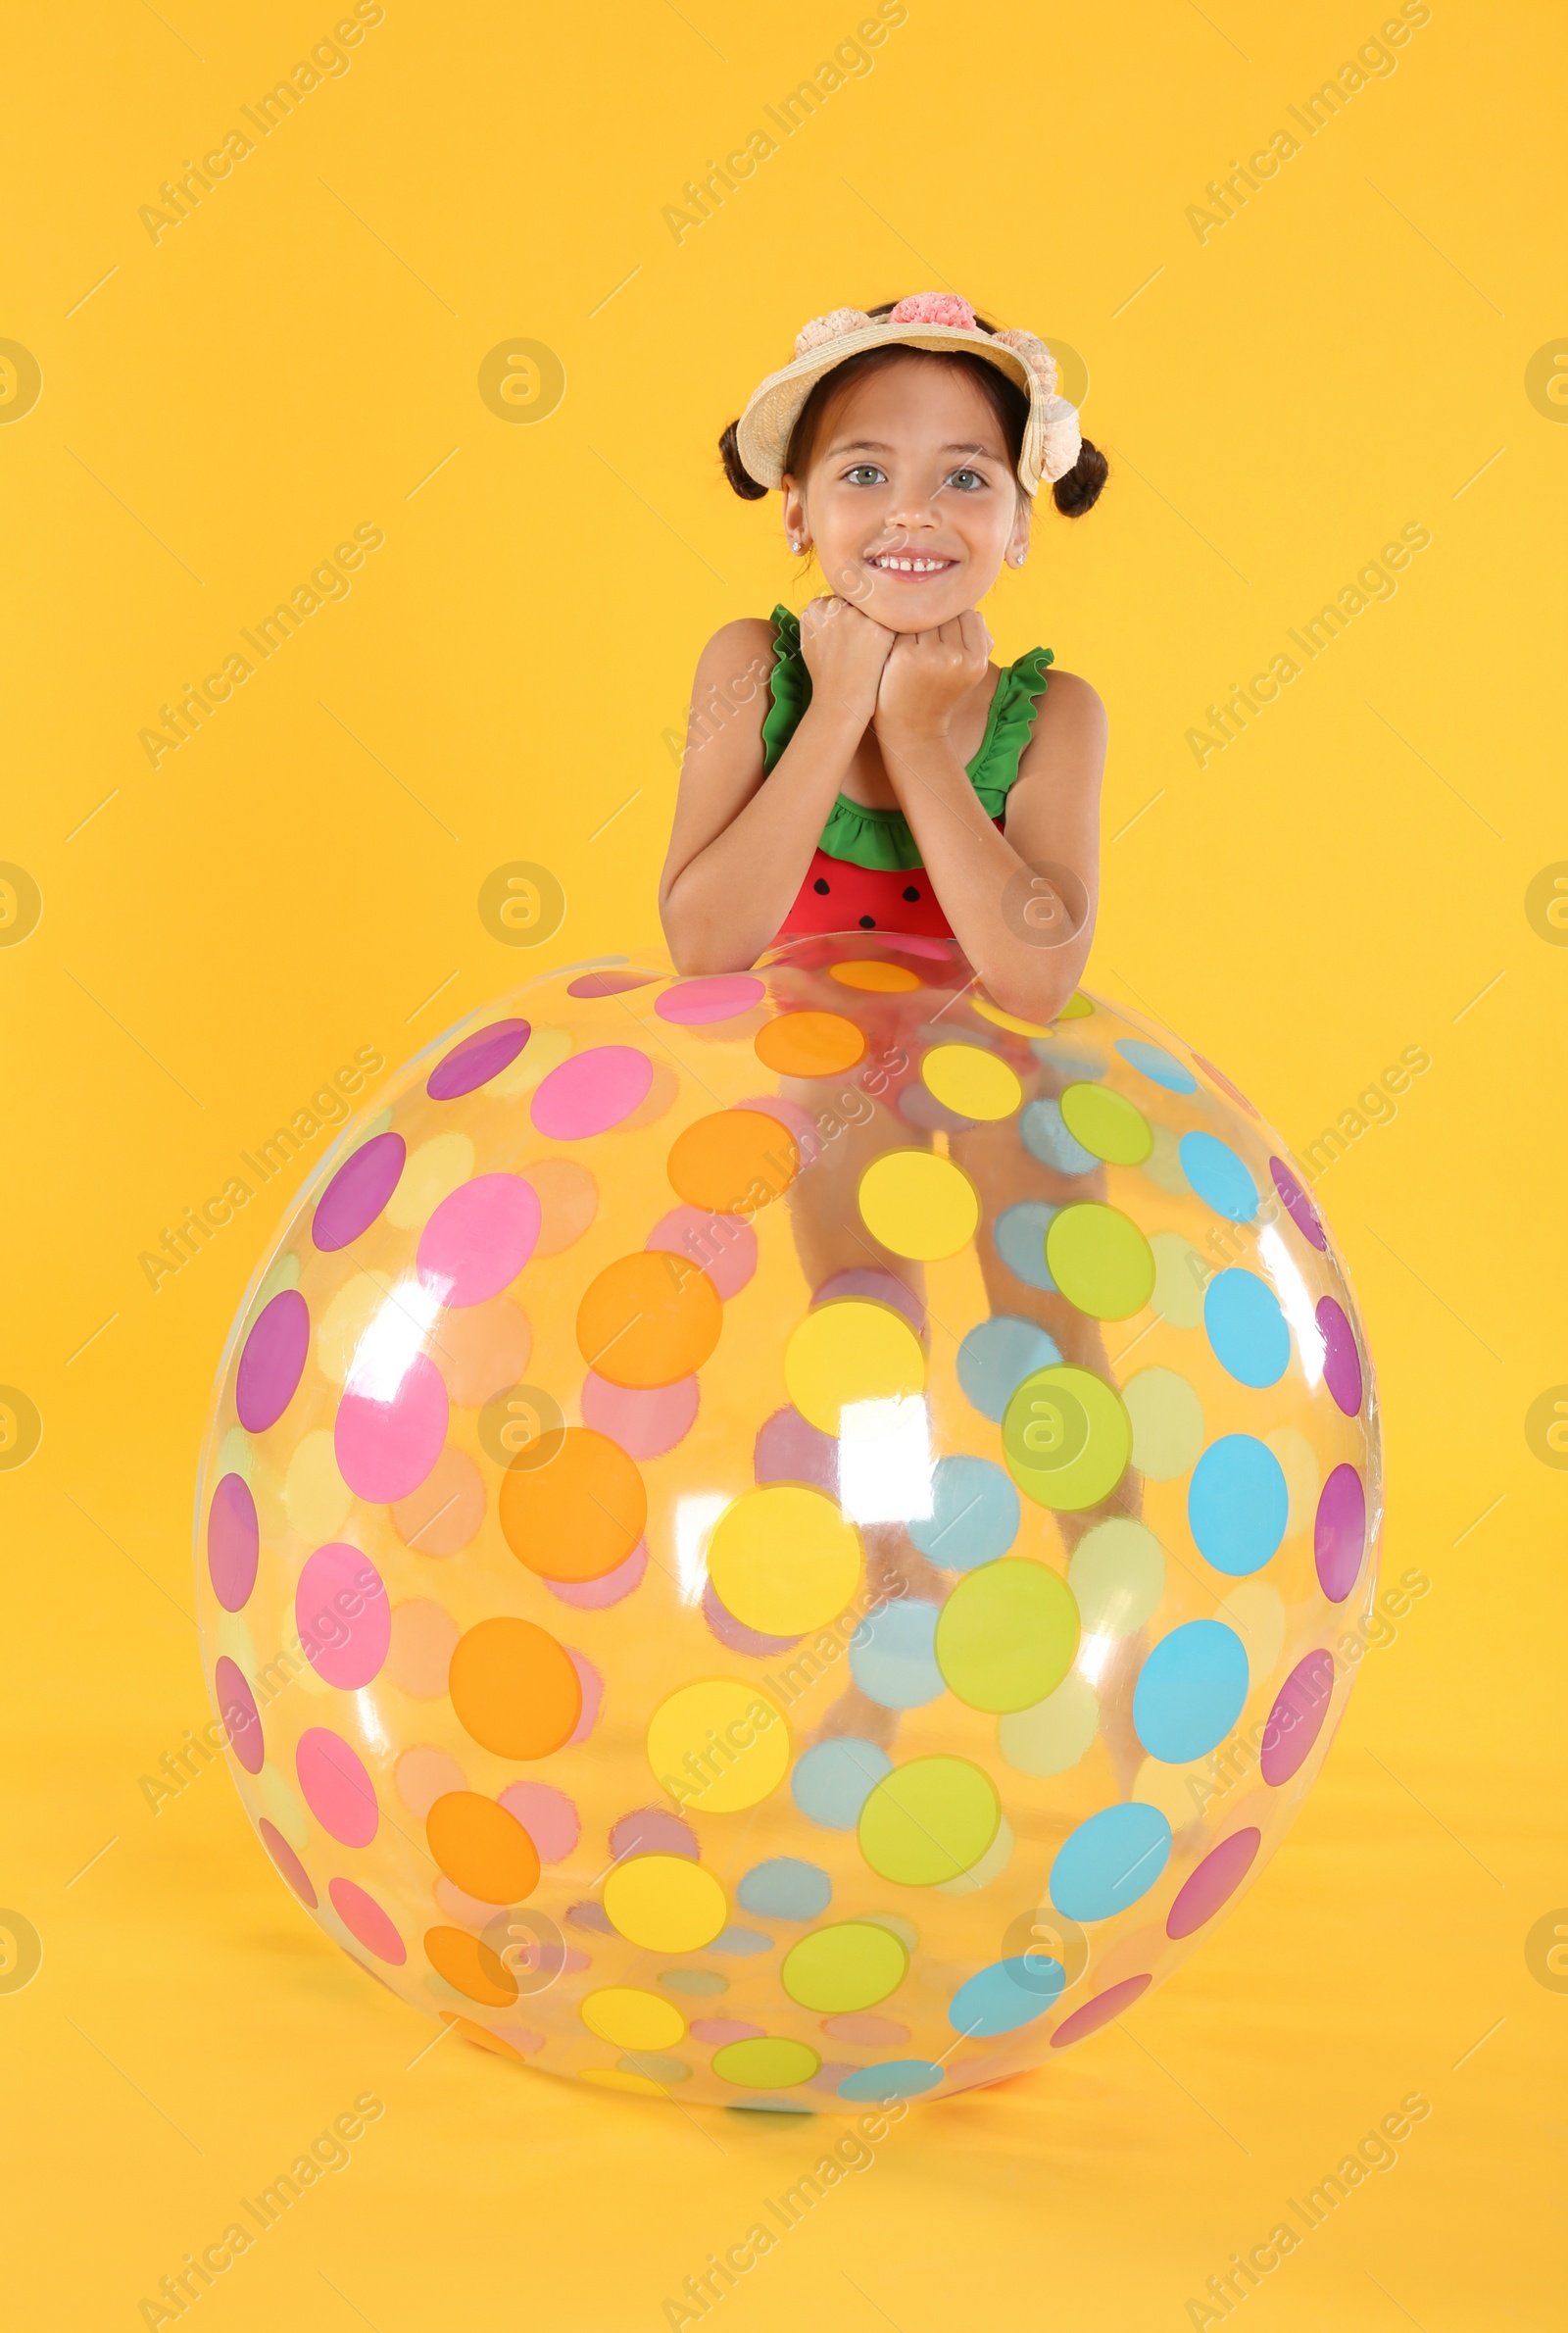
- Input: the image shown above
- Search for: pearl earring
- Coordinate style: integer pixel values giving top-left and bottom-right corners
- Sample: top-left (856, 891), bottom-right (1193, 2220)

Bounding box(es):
top-left (1013, 549), bottom-right (1028, 567)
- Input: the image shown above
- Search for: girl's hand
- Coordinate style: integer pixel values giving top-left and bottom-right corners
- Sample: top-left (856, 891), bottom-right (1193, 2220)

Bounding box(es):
top-left (875, 613), bottom-right (993, 742)
top-left (798, 595), bottom-right (897, 730)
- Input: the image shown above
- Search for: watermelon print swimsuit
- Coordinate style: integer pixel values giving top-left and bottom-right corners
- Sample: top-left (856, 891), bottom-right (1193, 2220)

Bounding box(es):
top-left (763, 605), bottom-right (1054, 941)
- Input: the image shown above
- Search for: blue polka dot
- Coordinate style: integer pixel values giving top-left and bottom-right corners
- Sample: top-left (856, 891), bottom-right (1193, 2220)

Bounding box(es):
top-left (1204, 1267), bottom-right (1291, 1387)
top-left (1115, 1038), bottom-right (1198, 1094)
top-left (1132, 1620), bottom-right (1250, 1762)
top-left (790, 1738), bottom-right (892, 1830)
top-left (995, 1201), bottom-right (1059, 1291)
top-left (849, 1599), bottom-right (944, 1709)
top-left (1051, 1802), bottom-right (1172, 1921)
top-left (837, 2059), bottom-right (945, 2103)
top-left (908, 1455), bottom-right (1020, 1570)
top-left (737, 1859), bottom-right (832, 1921)
top-left (957, 1315), bottom-right (1062, 1422)
top-left (710, 1925), bottom-right (774, 1956)
top-left (1188, 1435), bottom-right (1289, 1575)
top-left (1180, 1132), bottom-right (1260, 1222)
top-left (949, 1955), bottom-right (1062, 2037)
top-left (1020, 1098), bottom-right (1099, 1174)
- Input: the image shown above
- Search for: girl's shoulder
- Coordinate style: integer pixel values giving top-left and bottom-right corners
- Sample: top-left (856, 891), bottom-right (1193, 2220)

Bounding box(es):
top-left (693, 614), bottom-right (783, 682)
top-left (1024, 666), bottom-right (1106, 736)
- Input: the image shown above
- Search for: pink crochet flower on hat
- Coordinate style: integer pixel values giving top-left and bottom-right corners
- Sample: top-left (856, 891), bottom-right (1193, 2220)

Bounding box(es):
top-left (793, 307), bottom-right (872, 358)
top-left (889, 292), bottom-right (976, 329)
top-left (992, 327), bottom-right (1058, 398)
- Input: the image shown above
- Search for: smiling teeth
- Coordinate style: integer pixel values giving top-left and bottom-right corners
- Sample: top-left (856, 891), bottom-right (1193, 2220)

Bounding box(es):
top-left (871, 556), bottom-right (949, 571)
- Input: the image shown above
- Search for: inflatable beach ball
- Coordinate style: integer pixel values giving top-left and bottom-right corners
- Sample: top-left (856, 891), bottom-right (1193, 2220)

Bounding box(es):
top-left (196, 934), bottom-right (1380, 2110)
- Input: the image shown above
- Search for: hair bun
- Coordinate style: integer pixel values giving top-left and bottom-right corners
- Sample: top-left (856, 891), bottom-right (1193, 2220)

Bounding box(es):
top-left (1053, 436), bottom-right (1108, 518)
top-left (718, 420), bottom-right (767, 499)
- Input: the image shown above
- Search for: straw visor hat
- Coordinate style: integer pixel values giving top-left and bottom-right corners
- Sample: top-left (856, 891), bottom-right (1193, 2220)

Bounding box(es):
top-left (734, 292), bottom-right (1082, 500)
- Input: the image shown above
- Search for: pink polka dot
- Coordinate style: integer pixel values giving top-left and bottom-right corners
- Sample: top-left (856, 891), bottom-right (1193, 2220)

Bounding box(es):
top-left (646, 1206), bottom-right (758, 1301)
top-left (498, 1782), bottom-right (581, 1863)
top-left (214, 1658), bottom-right (263, 1775)
top-left (259, 1818), bottom-right (317, 1908)
top-left (427, 1019), bottom-right (530, 1101)
top-left (736, 1092), bottom-right (820, 1167)
top-left (335, 1351), bottom-right (449, 1502)
top-left (567, 968), bottom-right (658, 998)
top-left (703, 1578), bottom-right (800, 1657)
top-left (1317, 1297), bottom-right (1363, 1415)
top-left (580, 1370), bottom-right (699, 1460)
top-left (544, 1538), bottom-right (649, 1611)
top-left (531, 1046), bottom-right (653, 1138)
top-left (396, 1746), bottom-right (466, 1819)
top-left (609, 1807), bottom-right (699, 1861)
top-left (1261, 1650), bottom-right (1336, 1786)
top-left (236, 1289), bottom-right (310, 1432)
top-left (567, 1900), bottom-right (613, 1935)
top-left (207, 1474), bottom-right (258, 1612)
top-left (1314, 1464), bottom-right (1366, 1602)
top-left (822, 2012), bottom-right (910, 2047)
top-left (1049, 1973), bottom-right (1152, 2048)
top-left (693, 2018), bottom-right (763, 2045)
top-left (1166, 1828), bottom-right (1260, 1939)
top-left (1269, 1156), bottom-right (1326, 1252)
top-left (813, 1267), bottom-right (926, 1337)
top-left (656, 974), bottom-right (765, 1025)
top-left (566, 1651), bottom-right (603, 1745)
top-left (312, 1132), bottom-right (406, 1252)
top-left (296, 1544), bottom-right (391, 1689)
top-left (328, 1876), bottom-right (407, 1964)
top-left (886, 936), bottom-right (950, 962)
top-left (297, 1727), bottom-right (380, 1848)
top-left (754, 1407), bottom-right (838, 1497)
top-left (416, 1174), bottom-right (541, 1306)
top-left (482, 2022), bottom-right (550, 2056)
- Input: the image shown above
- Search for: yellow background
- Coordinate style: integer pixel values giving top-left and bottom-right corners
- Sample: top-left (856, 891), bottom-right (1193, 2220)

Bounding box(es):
top-left (3, 0), bottom-right (1563, 2324)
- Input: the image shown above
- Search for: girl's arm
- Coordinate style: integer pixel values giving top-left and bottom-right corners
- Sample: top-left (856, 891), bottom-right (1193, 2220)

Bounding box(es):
top-left (873, 616), bottom-right (1104, 1022)
top-left (659, 603), bottom-right (894, 973)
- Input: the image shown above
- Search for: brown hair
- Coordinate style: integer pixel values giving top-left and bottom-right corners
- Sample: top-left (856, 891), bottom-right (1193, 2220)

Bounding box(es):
top-left (718, 301), bottom-right (1107, 518)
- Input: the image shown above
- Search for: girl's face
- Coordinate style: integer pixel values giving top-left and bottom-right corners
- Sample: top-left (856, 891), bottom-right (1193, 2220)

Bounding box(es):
top-left (782, 354), bottom-right (1029, 633)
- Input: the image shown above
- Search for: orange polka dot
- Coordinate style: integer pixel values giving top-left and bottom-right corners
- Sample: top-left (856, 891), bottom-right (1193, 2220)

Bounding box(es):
top-left (426, 1792), bottom-right (541, 1905)
top-left (499, 1428), bottom-right (647, 1581)
top-left (620, 1055), bottom-right (680, 1130)
top-left (755, 1011), bottom-right (867, 1078)
top-left (392, 1447), bottom-right (484, 1555)
top-left (576, 1251), bottom-right (722, 1389)
top-left (524, 1158), bottom-right (597, 1257)
top-left (448, 1616), bottom-right (581, 1757)
top-left (829, 960), bottom-right (920, 993)
top-left (667, 1109), bottom-right (800, 1216)
top-left (425, 1925), bottom-right (517, 2007)
top-left (432, 1298), bottom-right (531, 1408)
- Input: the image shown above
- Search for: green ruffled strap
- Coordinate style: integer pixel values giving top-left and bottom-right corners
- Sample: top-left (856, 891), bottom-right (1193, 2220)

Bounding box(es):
top-left (969, 645), bottom-right (1054, 815)
top-left (760, 605), bottom-right (809, 774)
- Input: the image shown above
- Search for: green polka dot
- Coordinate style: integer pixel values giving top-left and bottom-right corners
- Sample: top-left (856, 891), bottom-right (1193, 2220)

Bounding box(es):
top-left (1067, 1517), bottom-right (1165, 1635)
top-left (781, 1921), bottom-right (908, 2012)
top-left (710, 2035), bottom-right (821, 2088)
top-left (1124, 1366), bottom-right (1205, 1479)
top-left (858, 1758), bottom-right (1000, 1886)
top-left (1002, 1364), bottom-right (1133, 1512)
top-left (1151, 1231), bottom-right (1206, 1326)
top-left (1046, 1204), bottom-right (1154, 1319)
top-left (1058, 1082), bottom-right (1152, 1166)
top-left (1059, 993), bottom-right (1095, 1019)
top-left (935, 1560), bottom-right (1080, 1713)
top-left (998, 1674), bottom-right (1101, 1776)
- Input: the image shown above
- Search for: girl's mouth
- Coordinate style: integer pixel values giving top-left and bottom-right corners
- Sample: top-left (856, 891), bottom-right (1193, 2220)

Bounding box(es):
top-left (865, 552), bottom-right (958, 577)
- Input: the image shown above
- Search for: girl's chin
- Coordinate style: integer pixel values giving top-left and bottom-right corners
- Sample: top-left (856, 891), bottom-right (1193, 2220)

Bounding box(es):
top-left (861, 586), bottom-right (975, 633)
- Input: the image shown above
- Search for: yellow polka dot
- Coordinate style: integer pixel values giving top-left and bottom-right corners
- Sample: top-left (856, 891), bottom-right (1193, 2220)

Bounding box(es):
top-left (579, 2066), bottom-right (667, 2095)
top-left (646, 1680), bottom-right (791, 1813)
top-left (708, 1487), bottom-right (862, 1636)
top-left (489, 1024), bottom-right (570, 1097)
top-left (1142, 1125), bottom-right (1191, 1199)
top-left (581, 1988), bottom-right (687, 2051)
top-left (316, 1270), bottom-right (394, 1388)
top-left (972, 997), bottom-right (1054, 1037)
top-left (858, 1151), bottom-right (979, 1262)
top-left (1067, 1518), bottom-right (1165, 1636)
top-left (215, 1610), bottom-right (257, 1684)
top-left (252, 1762), bottom-right (311, 1852)
top-left (829, 959), bottom-right (920, 993)
top-left (282, 1428), bottom-right (353, 1541)
top-left (1264, 1427), bottom-right (1319, 1536)
top-left (1151, 1232), bottom-right (1205, 1326)
top-left (1132, 1756), bottom-right (1206, 1834)
top-left (935, 1812), bottom-right (1014, 1895)
top-left (921, 1043), bottom-right (1023, 1121)
top-left (1123, 1367), bottom-right (1205, 1480)
top-left (604, 1855), bottom-right (728, 1952)
top-left (998, 1674), bottom-right (1100, 1777)
top-left (1218, 1579), bottom-right (1286, 1679)
top-left (386, 1132), bottom-right (475, 1228)
top-left (784, 1300), bottom-right (926, 1436)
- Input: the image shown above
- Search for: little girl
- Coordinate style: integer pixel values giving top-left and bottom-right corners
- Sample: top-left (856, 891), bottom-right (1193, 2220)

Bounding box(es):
top-left (660, 291), bottom-right (1107, 1023)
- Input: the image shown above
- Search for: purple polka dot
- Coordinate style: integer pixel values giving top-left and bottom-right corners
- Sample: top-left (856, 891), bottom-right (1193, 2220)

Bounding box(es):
top-left (334, 1351), bottom-right (449, 1503)
top-left (1049, 1973), bottom-right (1152, 2048)
top-left (297, 1727), bottom-right (380, 1847)
top-left (544, 1538), bottom-right (648, 1610)
top-left (581, 1370), bottom-right (699, 1460)
top-left (498, 1781), bottom-right (580, 1862)
top-left (214, 1658), bottom-right (264, 1775)
top-left (1315, 1464), bottom-right (1367, 1602)
top-left (646, 1206), bottom-right (758, 1300)
top-left (207, 1474), bottom-right (258, 1612)
top-left (328, 1876), bottom-right (407, 1964)
top-left (426, 1019), bottom-right (531, 1101)
top-left (296, 1544), bottom-right (391, 1689)
top-left (1269, 1156), bottom-right (1326, 1252)
top-left (531, 1045), bottom-right (653, 1139)
top-left (566, 1650), bottom-right (603, 1746)
top-left (754, 1407), bottom-right (839, 1498)
top-left (566, 1899), bottom-right (614, 1935)
top-left (703, 1578), bottom-right (801, 1658)
top-left (1261, 1650), bottom-right (1336, 1787)
top-left (258, 1818), bottom-right (317, 1908)
top-left (656, 974), bottom-right (765, 1025)
top-left (610, 1807), bottom-right (700, 1862)
top-left (1166, 1827), bottom-right (1261, 1939)
top-left (814, 1268), bottom-right (927, 1337)
top-left (312, 1132), bottom-right (407, 1252)
top-left (692, 2018), bottom-right (763, 2045)
top-left (567, 968), bottom-right (659, 998)
top-left (236, 1290), bottom-right (309, 1433)
top-left (1317, 1297), bottom-right (1363, 1415)
top-left (416, 1173), bottom-right (541, 1306)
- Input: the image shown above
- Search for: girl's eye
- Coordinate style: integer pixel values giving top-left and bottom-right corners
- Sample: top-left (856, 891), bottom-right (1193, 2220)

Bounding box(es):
top-left (946, 468), bottom-right (986, 491)
top-left (843, 465), bottom-right (886, 486)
